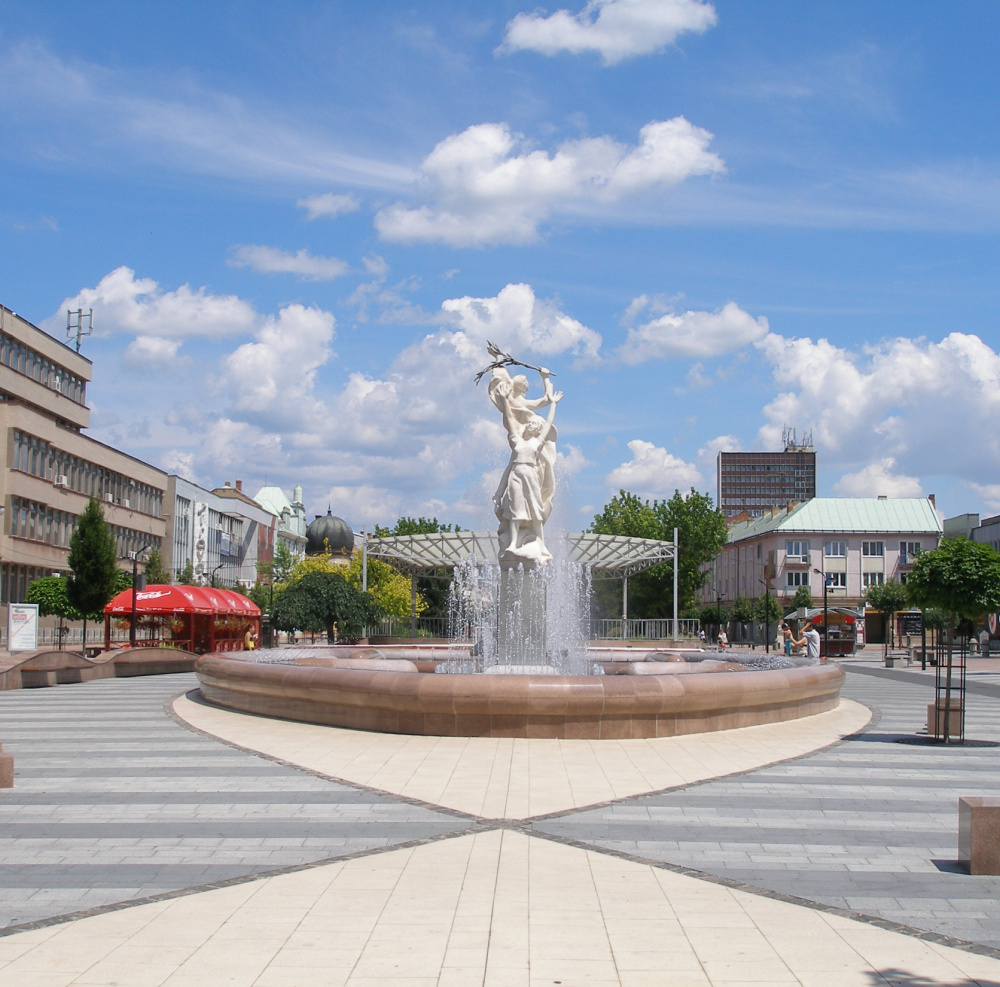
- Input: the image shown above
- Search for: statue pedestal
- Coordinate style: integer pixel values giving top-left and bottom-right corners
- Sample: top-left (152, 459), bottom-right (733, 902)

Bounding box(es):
top-left (497, 564), bottom-right (548, 668)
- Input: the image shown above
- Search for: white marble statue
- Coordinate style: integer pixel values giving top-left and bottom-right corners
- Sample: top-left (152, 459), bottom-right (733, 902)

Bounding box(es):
top-left (488, 363), bottom-right (562, 566)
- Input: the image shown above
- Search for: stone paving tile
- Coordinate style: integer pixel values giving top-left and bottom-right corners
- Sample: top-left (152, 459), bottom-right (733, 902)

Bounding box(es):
top-left (0, 675), bottom-right (472, 930)
top-left (533, 667), bottom-right (1000, 949)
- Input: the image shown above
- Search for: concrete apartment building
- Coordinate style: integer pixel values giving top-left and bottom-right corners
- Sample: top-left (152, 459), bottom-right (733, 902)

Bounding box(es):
top-left (702, 497), bottom-right (943, 625)
top-left (717, 430), bottom-right (817, 518)
top-left (0, 305), bottom-right (168, 611)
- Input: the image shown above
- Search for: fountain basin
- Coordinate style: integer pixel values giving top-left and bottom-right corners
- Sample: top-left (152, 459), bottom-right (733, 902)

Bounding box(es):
top-left (195, 652), bottom-right (844, 739)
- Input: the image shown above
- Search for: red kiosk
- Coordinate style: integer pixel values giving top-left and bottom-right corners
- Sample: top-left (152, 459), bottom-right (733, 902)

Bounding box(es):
top-left (104, 585), bottom-right (261, 654)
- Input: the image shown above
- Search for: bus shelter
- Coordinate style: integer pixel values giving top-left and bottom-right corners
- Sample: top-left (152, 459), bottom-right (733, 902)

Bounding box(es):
top-left (104, 585), bottom-right (260, 654)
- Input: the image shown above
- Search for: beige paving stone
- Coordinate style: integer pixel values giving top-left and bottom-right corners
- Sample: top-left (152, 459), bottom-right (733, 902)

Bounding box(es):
top-left (173, 695), bottom-right (871, 817)
top-left (4, 825), bottom-right (1000, 986)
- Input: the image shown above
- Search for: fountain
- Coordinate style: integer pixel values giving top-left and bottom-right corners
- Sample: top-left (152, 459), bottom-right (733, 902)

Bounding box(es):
top-left (195, 345), bottom-right (844, 737)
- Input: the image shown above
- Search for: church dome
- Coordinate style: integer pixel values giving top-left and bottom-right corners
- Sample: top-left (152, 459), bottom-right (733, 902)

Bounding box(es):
top-left (305, 510), bottom-right (355, 556)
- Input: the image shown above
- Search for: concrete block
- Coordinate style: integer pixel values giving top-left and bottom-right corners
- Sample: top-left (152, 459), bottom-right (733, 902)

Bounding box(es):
top-left (959, 798), bottom-right (1000, 874)
top-left (927, 701), bottom-right (964, 739)
top-left (0, 742), bottom-right (12, 788)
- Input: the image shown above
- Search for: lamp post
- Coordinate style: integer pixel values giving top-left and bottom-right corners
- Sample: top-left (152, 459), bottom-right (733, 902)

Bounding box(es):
top-left (759, 578), bottom-right (771, 653)
top-left (129, 545), bottom-right (151, 649)
top-left (813, 567), bottom-right (830, 659)
top-left (211, 562), bottom-right (225, 588)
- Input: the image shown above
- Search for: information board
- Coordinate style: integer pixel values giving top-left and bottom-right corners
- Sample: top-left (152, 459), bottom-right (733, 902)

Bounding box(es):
top-left (7, 603), bottom-right (39, 652)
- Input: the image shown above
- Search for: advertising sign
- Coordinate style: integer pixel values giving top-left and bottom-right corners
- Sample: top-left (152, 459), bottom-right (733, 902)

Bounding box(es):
top-left (8, 603), bottom-right (39, 652)
top-left (898, 614), bottom-right (923, 637)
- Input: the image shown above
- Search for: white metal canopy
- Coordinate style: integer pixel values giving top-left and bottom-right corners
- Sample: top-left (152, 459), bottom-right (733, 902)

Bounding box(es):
top-left (362, 531), bottom-right (676, 578)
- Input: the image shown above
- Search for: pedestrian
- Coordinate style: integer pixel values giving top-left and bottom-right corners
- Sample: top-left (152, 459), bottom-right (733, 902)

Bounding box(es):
top-left (717, 628), bottom-right (728, 649)
top-left (794, 621), bottom-right (822, 661)
top-left (698, 628), bottom-right (706, 645)
top-left (781, 622), bottom-right (793, 655)
top-left (243, 627), bottom-right (255, 651)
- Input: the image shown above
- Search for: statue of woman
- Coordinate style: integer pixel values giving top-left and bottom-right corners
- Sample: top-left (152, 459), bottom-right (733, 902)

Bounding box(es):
top-left (490, 366), bottom-right (562, 565)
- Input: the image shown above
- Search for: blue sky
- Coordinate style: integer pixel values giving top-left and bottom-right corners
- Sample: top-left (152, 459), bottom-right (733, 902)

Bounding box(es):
top-left (3, 0), bottom-right (999, 529)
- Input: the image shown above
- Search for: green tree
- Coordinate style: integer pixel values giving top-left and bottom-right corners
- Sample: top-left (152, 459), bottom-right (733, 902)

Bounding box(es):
top-left (345, 552), bottom-right (423, 618)
top-left (753, 592), bottom-right (782, 636)
top-left (791, 585), bottom-right (813, 611)
top-left (26, 576), bottom-right (84, 650)
top-left (372, 517), bottom-right (461, 620)
top-left (864, 579), bottom-right (910, 658)
top-left (590, 488), bottom-right (727, 618)
top-left (143, 547), bottom-right (170, 585)
top-left (907, 539), bottom-right (1000, 740)
top-left (177, 559), bottom-right (196, 585)
top-left (731, 595), bottom-right (754, 625)
top-left (272, 540), bottom-right (296, 584)
top-left (271, 569), bottom-right (383, 643)
top-left (66, 496), bottom-right (120, 653)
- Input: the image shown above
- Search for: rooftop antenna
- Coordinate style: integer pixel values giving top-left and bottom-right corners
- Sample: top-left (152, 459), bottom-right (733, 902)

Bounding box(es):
top-left (66, 309), bottom-right (93, 353)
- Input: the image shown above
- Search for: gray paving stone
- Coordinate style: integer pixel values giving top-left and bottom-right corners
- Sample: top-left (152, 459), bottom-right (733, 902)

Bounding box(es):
top-left (0, 674), bottom-right (471, 929)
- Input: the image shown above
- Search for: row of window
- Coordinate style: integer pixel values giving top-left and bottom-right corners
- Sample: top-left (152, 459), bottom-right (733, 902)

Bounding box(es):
top-left (721, 464), bottom-right (815, 473)
top-left (0, 564), bottom-right (52, 605)
top-left (12, 429), bottom-right (164, 517)
top-left (8, 494), bottom-right (161, 559)
top-left (0, 331), bottom-right (86, 405)
top-left (786, 571), bottom-right (850, 589)
top-left (786, 540), bottom-right (921, 560)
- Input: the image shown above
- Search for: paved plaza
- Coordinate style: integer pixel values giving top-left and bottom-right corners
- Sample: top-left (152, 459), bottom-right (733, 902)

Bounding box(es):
top-left (1, 665), bottom-right (1000, 986)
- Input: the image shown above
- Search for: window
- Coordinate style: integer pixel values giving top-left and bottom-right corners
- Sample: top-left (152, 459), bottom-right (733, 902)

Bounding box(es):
top-left (785, 540), bottom-right (809, 558)
top-left (827, 572), bottom-right (847, 588)
top-left (863, 572), bottom-right (884, 587)
top-left (862, 541), bottom-right (884, 557)
top-left (899, 541), bottom-right (921, 564)
top-left (824, 541), bottom-right (847, 557)
top-left (786, 572), bottom-right (809, 588)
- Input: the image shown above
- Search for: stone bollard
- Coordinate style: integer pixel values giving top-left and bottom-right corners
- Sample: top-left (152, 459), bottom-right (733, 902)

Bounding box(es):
top-left (959, 798), bottom-right (1000, 874)
top-left (0, 742), bottom-right (12, 788)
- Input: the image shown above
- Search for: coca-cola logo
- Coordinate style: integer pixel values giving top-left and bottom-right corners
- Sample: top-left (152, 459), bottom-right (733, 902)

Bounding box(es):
top-left (989, 613), bottom-right (999, 637)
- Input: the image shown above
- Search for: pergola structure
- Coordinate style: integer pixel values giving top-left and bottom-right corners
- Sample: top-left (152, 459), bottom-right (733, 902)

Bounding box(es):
top-left (363, 530), bottom-right (679, 635)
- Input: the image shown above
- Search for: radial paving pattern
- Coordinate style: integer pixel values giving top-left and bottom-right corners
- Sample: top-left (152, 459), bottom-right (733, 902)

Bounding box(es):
top-left (3, 668), bottom-right (1000, 987)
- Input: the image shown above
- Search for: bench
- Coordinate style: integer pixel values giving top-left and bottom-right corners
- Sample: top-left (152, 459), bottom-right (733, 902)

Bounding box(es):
top-left (959, 798), bottom-right (1000, 874)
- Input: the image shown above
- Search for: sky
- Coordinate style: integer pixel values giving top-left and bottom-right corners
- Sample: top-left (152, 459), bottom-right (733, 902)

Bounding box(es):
top-left (3, 0), bottom-right (1000, 532)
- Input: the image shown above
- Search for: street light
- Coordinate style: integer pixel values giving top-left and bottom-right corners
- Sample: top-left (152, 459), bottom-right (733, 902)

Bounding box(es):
top-left (128, 545), bottom-right (152, 649)
top-left (759, 578), bottom-right (771, 654)
top-left (211, 562), bottom-right (225, 588)
top-left (813, 567), bottom-right (830, 659)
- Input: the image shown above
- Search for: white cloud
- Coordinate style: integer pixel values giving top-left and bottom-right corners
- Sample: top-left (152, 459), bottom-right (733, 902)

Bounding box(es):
top-left (297, 193), bottom-right (361, 220)
top-left (121, 336), bottom-right (190, 372)
top-left (47, 266), bottom-right (258, 339)
top-left (606, 439), bottom-right (702, 500)
top-left (362, 254), bottom-right (389, 277)
top-left (229, 244), bottom-right (349, 281)
top-left (501, 0), bottom-right (718, 65)
top-left (834, 458), bottom-right (923, 498)
top-left (222, 304), bottom-right (335, 425)
top-left (1, 42), bottom-right (413, 191)
top-left (754, 330), bottom-right (1000, 489)
top-left (618, 299), bottom-right (768, 363)
top-left (441, 283), bottom-right (602, 360)
top-left (375, 118), bottom-right (724, 246)
top-left (970, 483), bottom-right (1000, 516)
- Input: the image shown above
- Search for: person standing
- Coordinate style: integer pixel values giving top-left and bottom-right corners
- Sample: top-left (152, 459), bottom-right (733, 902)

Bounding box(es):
top-left (717, 628), bottom-right (728, 649)
top-left (781, 622), bottom-right (793, 655)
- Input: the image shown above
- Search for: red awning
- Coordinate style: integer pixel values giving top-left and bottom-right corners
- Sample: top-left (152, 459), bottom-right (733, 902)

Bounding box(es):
top-left (105, 585), bottom-right (260, 617)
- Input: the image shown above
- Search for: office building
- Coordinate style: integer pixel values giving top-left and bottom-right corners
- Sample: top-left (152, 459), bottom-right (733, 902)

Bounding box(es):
top-left (0, 305), bottom-right (167, 611)
top-left (717, 430), bottom-right (816, 518)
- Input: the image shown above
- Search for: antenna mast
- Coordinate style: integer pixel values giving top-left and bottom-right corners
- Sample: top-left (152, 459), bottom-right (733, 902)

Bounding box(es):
top-left (66, 309), bottom-right (93, 353)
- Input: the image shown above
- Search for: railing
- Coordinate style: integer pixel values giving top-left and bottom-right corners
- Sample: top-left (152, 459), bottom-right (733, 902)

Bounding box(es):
top-left (372, 616), bottom-right (701, 642)
top-left (591, 619), bottom-right (701, 641)
top-left (373, 616), bottom-right (453, 639)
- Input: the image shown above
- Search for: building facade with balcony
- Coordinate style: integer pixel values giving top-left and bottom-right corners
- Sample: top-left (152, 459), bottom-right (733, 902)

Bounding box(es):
top-left (701, 497), bottom-right (942, 620)
top-left (164, 477), bottom-right (278, 588)
top-left (0, 306), bottom-right (168, 614)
